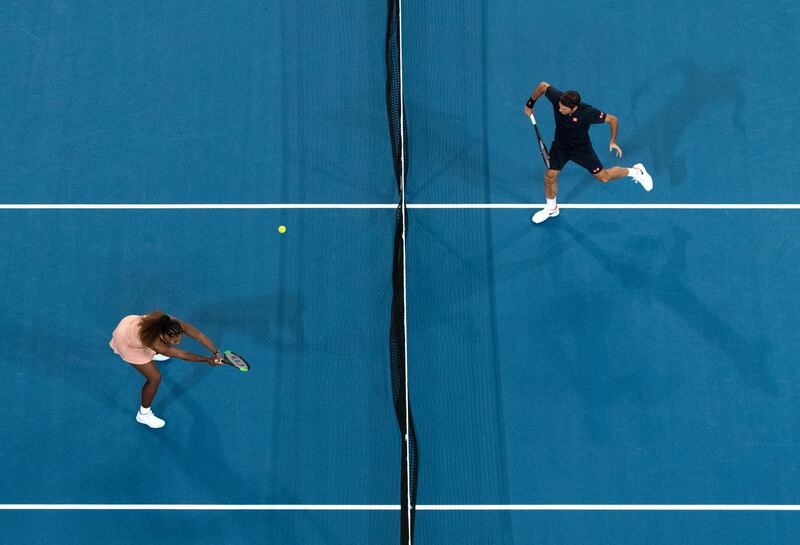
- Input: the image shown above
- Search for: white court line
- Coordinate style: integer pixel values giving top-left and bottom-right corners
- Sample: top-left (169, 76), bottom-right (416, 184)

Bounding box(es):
top-left (414, 203), bottom-right (800, 210)
top-left (2, 504), bottom-right (800, 511)
top-left (420, 505), bottom-right (800, 511)
top-left (0, 204), bottom-right (397, 209)
top-left (0, 203), bottom-right (799, 210)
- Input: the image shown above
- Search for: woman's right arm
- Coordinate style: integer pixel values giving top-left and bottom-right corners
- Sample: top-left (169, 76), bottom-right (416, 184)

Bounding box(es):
top-left (153, 343), bottom-right (222, 366)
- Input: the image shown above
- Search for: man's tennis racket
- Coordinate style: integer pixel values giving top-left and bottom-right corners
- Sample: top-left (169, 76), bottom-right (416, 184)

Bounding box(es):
top-left (529, 113), bottom-right (551, 169)
top-left (221, 350), bottom-right (250, 372)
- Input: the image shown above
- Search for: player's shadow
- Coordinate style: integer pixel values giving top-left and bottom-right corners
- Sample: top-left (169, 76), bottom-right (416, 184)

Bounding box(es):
top-left (194, 293), bottom-right (307, 353)
top-left (626, 58), bottom-right (745, 189)
top-left (525, 220), bottom-right (773, 443)
top-left (0, 322), bottom-right (132, 417)
top-left (504, 220), bottom-right (664, 443)
top-left (563, 220), bottom-right (774, 394)
top-left (497, 218), bottom-right (625, 288)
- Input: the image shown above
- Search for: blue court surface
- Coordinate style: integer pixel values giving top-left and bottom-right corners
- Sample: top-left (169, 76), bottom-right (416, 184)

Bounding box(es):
top-left (2, 2), bottom-right (800, 544)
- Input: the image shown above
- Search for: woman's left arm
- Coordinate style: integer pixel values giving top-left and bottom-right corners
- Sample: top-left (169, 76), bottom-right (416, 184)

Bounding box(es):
top-left (178, 320), bottom-right (220, 355)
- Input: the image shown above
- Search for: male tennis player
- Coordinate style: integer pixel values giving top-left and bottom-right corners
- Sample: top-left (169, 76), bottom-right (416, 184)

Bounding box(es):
top-left (524, 81), bottom-right (653, 224)
top-left (109, 310), bottom-right (223, 428)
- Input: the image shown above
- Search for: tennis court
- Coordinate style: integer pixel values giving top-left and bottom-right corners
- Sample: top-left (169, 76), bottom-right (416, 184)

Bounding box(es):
top-left (2, 1), bottom-right (800, 544)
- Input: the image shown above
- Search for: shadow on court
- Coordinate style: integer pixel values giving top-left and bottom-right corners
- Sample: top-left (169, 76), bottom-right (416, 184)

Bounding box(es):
top-left (627, 58), bottom-right (745, 188)
top-left (195, 293), bottom-right (307, 353)
top-left (557, 58), bottom-right (745, 203)
top-left (1, 322), bottom-right (131, 417)
top-left (558, 218), bottom-right (775, 397)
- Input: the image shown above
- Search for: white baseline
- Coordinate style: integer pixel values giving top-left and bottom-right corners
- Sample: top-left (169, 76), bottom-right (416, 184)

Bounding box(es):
top-left (0, 203), bottom-right (799, 210)
top-left (2, 504), bottom-right (800, 511)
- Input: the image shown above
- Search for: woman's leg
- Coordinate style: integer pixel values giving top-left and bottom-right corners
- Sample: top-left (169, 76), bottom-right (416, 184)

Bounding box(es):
top-left (129, 361), bottom-right (161, 409)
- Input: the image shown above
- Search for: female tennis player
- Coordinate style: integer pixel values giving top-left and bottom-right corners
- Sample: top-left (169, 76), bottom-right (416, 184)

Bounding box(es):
top-left (524, 81), bottom-right (654, 224)
top-left (109, 310), bottom-right (223, 428)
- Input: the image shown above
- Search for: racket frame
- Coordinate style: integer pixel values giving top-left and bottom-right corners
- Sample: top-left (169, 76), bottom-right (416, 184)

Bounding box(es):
top-left (529, 113), bottom-right (551, 170)
top-left (222, 350), bottom-right (250, 372)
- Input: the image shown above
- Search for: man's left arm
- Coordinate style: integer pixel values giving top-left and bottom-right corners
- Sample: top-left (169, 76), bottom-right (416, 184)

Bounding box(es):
top-left (603, 113), bottom-right (622, 157)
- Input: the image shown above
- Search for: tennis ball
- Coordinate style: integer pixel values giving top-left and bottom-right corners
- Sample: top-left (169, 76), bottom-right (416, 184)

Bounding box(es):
top-left (278, 225), bottom-right (286, 234)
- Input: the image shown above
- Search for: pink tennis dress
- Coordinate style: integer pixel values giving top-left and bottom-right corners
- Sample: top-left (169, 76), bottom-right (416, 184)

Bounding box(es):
top-left (109, 315), bottom-right (156, 365)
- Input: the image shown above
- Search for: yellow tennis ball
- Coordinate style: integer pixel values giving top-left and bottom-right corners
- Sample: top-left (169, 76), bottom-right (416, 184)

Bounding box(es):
top-left (278, 225), bottom-right (286, 234)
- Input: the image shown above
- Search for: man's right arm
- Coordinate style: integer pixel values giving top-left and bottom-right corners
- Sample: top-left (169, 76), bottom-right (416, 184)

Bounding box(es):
top-left (524, 81), bottom-right (550, 116)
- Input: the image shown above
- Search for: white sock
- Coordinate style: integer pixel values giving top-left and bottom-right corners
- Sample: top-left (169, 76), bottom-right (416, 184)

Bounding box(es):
top-left (546, 198), bottom-right (557, 210)
top-left (627, 167), bottom-right (640, 178)
top-left (139, 406), bottom-right (152, 415)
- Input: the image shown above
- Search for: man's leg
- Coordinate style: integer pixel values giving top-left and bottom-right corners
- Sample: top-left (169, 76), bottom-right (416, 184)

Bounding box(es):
top-left (532, 169), bottom-right (561, 224)
top-left (593, 166), bottom-right (629, 182)
top-left (545, 168), bottom-right (559, 199)
top-left (593, 164), bottom-right (653, 191)
top-left (532, 140), bottom-right (567, 225)
top-left (576, 146), bottom-right (653, 191)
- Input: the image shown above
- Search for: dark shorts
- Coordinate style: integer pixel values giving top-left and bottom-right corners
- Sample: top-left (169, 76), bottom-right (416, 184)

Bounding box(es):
top-left (549, 141), bottom-right (603, 174)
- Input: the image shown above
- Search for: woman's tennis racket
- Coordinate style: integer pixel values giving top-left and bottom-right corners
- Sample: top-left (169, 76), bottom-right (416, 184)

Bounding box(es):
top-left (221, 350), bottom-right (250, 372)
top-left (529, 113), bottom-right (551, 169)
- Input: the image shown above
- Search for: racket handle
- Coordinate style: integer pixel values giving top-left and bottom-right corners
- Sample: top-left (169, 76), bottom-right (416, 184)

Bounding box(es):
top-left (529, 113), bottom-right (537, 126)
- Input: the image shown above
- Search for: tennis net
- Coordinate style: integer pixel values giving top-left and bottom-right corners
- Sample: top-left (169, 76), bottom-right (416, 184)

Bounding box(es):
top-left (385, 0), bottom-right (418, 543)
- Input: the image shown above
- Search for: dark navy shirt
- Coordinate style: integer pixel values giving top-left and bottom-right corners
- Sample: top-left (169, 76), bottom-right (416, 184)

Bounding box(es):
top-left (545, 86), bottom-right (607, 149)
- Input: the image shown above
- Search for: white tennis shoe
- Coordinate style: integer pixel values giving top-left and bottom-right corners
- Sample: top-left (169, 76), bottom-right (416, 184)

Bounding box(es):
top-left (136, 409), bottom-right (165, 429)
top-left (532, 205), bottom-right (559, 224)
top-left (632, 163), bottom-right (653, 191)
top-left (152, 354), bottom-right (170, 361)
